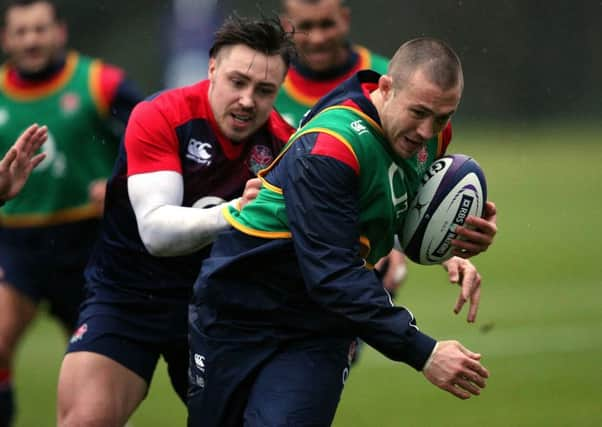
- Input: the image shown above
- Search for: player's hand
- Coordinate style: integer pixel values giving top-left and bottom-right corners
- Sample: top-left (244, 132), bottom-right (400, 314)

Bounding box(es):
top-left (442, 256), bottom-right (482, 322)
top-left (422, 340), bottom-right (489, 399)
top-left (0, 124), bottom-right (47, 201)
top-left (375, 249), bottom-right (408, 294)
top-left (451, 200), bottom-right (497, 258)
top-left (88, 179), bottom-right (108, 216)
top-left (239, 178), bottom-right (262, 209)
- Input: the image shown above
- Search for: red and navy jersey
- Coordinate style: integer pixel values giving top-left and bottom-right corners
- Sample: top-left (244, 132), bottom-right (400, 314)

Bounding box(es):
top-left (85, 80), bottom-right (293, 296)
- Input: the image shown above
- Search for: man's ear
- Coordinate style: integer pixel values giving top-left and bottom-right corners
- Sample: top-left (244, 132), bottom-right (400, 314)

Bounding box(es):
top-left (379, 74), bottom-right (393, 100)
top-left (340, 6), bottom-right (351, 31)
top-left (57, 22), bottom-right (67, 46)
top-left (207, 57), bottom-right (216, 80)
top-left (280, 14), bottom-right (293, 33)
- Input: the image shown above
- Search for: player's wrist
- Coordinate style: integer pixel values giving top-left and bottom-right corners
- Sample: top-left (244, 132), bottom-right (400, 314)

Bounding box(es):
top-left (422, 341), bottom-right (439, 372)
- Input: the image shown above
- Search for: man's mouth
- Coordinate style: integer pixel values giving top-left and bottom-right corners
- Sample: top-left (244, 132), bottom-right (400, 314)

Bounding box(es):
top-left (404, 135), bottom-right (423, 147)
top-left (231, 112), bottom-right (253, 123)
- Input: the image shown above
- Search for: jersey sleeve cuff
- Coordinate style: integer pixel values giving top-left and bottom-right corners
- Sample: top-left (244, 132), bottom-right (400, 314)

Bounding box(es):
top-left (405, 331), bottom-right (437, 371)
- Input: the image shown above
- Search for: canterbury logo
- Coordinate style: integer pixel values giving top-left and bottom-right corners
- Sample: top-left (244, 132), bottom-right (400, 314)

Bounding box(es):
top-left (350, 120), bottom-right (368, 135)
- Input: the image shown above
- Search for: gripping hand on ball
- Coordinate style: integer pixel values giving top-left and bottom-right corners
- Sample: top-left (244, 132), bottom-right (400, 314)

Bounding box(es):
top-left (452, 200), bottom-right (497, 257)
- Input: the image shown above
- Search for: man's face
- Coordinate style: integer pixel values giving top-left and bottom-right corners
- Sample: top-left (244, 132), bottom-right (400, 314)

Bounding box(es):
top-left (283, 0), bottom-right (350, 72)
top-left (208, 44), bottom-right (287, 142)
top-left (1, 1), bottom-right (66, 73)
top-left (379, 69), bottom-right (462, 159)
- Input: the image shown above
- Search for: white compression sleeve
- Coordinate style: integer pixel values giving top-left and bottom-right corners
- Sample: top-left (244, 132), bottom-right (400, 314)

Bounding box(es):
top-left (128, 170), bottom-right (235, 257)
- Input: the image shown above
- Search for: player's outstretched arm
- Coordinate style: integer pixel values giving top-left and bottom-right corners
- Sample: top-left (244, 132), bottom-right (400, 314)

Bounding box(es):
top-left (451, 200), bottom-right (497, 257)
top-left (422, 340), bottom-right (489, 399)
top-left (441, 257), bottom-right (482, 322)
top-left (0, 124), bottom-right (47, 202)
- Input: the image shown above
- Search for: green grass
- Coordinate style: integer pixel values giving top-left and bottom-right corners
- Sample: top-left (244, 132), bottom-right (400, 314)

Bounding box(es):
top-left (12, 123), bottom-right (602, 426)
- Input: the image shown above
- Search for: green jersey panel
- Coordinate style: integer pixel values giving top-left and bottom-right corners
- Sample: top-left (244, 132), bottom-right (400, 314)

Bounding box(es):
top-left (0, 52), bottom-right (120, 227)
top-left (226, 105), bottom-right (444, 266)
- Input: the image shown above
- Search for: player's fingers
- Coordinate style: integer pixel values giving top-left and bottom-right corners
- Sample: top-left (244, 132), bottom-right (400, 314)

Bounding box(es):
top-left (445, 258), bottom-right (460, 283)
top-left (14, 124), bottom-right (39, 150)
top-left (465, 216), bottom-right (498, 238)
top-left (467, 284), bottom-right (481, 322)
top-left (461, 368), bottom-right (487, 389)
top-left (455, 377), bottom-right (482, 395)
top-left (484, 201), bottom-right (497, 220)
top-left (443, 383), bottom-right (471, 400)
top-left (29, 126), bottom-right (48, 153)
top-left (453, 291), bottom-right (465, 315)
top-left (456, 342), bottom-right (481, 359)
top-left (465, 358), bottom-right (489, 378)
top-left (455, 224), bottom-right (494, 245)
top-left (244, 177), bottom-right (262, 190)
top-left (28, 153), bottom-right (47, 171)
top-left (0, 148), bottom-right (17, 170)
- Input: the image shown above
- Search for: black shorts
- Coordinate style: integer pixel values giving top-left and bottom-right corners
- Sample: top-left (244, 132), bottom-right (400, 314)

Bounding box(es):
top-left (188, 303), bottom-right (353, 427)
top-left (66, 282), bottom-right (190, 402)
top-left (0, 220), bottom-right (100, 330)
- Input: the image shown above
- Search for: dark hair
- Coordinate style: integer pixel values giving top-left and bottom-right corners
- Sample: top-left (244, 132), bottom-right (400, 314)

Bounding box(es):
top-left (209, 15), bottom-right (296, 69)
top-left (282, 0), bottom-right (347, 7)
top-left (1, 0), bottom-right (61, 26)
top-left (388, 37), bottom-right (463, 92)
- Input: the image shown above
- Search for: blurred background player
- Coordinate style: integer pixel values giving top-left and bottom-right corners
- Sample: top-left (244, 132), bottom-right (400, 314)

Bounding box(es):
top-left (0, 124), bottom-right (47, 205)
top-left (276, 0), bottom-right (389, 128)
top-left (57, 15), bottom-right (295, 427)
top-left (277, 0), bottom-right (406, 361)
top-left (0, 1), bottom-right (142, 425)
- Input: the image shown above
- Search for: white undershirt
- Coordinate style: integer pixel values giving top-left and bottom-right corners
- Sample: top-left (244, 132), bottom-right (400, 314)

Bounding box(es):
top-left (127, 170), bottom-right (237, 257)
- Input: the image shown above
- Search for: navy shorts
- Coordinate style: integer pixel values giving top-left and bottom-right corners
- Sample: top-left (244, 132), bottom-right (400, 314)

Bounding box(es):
top-left (188, 306), bottom-right (353, 427)
top-left (66, 282), bottom-right (190, 401)
top-left (0, 219), bottom-right (100, 330)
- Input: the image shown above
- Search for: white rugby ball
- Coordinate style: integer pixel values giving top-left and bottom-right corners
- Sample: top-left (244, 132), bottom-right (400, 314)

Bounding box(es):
top-left (401, 154), bottom-right (487, 265)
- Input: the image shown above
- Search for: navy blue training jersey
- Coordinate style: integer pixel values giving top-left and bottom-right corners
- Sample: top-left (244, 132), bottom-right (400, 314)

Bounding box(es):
top-left (194, 71), bottom-right (437, 370)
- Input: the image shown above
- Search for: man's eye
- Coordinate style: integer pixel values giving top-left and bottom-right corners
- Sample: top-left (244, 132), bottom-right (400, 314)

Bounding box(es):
top-left (296, 22), bottom-right (313, 32)
top-left (258, 87), bottom-right (275, 97)
top-left (319, 20), bottom-right (336, 30)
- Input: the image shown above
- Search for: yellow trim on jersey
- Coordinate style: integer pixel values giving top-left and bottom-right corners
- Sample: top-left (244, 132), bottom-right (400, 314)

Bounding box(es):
top-left (223, 205), bottom-right (292, 239)
top-left (354, 45), bottom-right (372, 70)
top-left (259, 105), bottom-right (379, 194)
top-left (0, 52), bottom-right (79, 101)
top-left (281, 77), bottom-right (316, 107)
top-left (436, 131), bottom-right (444, 157)
top-left (225, 205), bottom-right (376, 267)
top-left (0, 202), bottom-right (100, 228)
top-left (89, 59), bottom-right (110, 117)
top-left (317, 106), bottom-right (384, 137)
top-left (281, 45), bottom-right (374, 107)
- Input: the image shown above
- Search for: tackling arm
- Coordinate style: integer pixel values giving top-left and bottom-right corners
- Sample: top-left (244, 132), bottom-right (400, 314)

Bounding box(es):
top-left (128, 170), bottom-right (235, 257)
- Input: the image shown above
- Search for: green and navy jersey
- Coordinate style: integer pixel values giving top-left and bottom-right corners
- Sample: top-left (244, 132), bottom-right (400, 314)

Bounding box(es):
top-left (195, 70), bottom-right (451, 369)
top-left (229, 70), bottom-right (451, 267)
top-left (275, 44), bottom-right (388, 128)
top-left (0, 51), bottom-right (138, 228)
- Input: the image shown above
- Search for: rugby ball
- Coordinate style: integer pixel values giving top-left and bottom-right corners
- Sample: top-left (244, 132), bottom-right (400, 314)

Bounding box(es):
top-left (401, 154), bottom-right (487, 265)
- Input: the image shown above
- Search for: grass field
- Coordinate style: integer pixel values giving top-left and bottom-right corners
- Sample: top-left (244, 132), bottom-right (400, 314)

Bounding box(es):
top-left (12, 123), bottom-right (602, 426)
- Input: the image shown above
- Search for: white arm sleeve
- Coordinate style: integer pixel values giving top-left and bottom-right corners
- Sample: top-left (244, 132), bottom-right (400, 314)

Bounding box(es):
top-left (128, 170), bottom-right (236, 257)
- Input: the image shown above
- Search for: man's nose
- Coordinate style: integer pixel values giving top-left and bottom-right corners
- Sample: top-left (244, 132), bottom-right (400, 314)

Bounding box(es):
top-left (416, 118), bottom-right (435, 140)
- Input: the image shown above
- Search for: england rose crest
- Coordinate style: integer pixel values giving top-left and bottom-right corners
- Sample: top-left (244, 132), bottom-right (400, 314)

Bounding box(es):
top-left (247, 145), bottom-right (274, 175)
